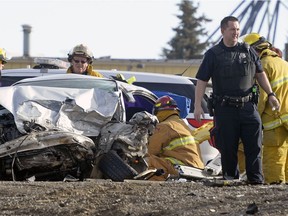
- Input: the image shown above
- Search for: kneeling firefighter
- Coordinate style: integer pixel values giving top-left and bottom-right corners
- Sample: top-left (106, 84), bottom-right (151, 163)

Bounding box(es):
top-left (145, 96), bottom-right (204, 181)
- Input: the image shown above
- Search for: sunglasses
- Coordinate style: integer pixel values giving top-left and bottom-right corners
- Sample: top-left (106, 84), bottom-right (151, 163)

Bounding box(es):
top-left (73, 59), bottom-right (87, 64)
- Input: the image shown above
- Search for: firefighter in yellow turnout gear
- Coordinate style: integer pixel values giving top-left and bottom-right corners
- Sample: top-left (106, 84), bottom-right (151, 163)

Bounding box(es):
top-left (67, 44), bottom-right (103, 77)
top-left (146, 96), bottom-right (204, 181)
top-left (0, 48), bottom-right (9, 71)
top-left (243, 33), bottom-right (288, 184)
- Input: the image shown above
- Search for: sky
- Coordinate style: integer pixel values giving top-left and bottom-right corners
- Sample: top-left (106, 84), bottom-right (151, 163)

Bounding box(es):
top-left (1, 0), bottom-right (288, 59)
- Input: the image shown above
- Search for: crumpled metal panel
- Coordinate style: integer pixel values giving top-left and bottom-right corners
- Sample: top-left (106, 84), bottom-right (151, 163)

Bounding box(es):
top-left (0, 85), bottom-right (121, 136)
top-left (0, 130), bottom-right (95, 157)
top-left (0, 130), bottom-right (96, 180)
top-left (97, 111), bottom-right (158, 158)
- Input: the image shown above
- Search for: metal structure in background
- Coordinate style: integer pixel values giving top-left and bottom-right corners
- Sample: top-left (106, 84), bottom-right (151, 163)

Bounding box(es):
top-left (206, 0), bottom-right (288, 51)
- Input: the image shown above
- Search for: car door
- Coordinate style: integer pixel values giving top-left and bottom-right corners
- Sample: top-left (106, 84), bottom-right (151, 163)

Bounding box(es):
top-left (116, 81), bottom-right (157, 121)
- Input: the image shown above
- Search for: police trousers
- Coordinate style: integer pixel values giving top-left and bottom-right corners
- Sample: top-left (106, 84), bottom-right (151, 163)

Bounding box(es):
top-left (211, 101), bottom-right (263, 182)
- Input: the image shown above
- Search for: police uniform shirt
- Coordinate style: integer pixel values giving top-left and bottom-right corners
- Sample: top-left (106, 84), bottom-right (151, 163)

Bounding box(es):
top-left (196, 40), bottom-right (263, 82)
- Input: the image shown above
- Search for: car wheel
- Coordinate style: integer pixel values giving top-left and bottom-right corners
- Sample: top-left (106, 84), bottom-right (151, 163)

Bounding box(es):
top-left (98, 150), bottom-right (138, 182)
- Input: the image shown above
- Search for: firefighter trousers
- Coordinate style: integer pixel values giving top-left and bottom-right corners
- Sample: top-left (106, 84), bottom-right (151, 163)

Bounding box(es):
top-left (262, 126), bottom-right (288, 184)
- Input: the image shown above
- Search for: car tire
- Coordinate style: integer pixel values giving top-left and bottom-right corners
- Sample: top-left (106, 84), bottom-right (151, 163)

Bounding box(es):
top-left (98, 150), bottom-right (138, 182)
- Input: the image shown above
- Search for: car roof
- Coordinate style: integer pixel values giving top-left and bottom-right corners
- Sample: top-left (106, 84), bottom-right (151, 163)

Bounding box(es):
top-left (2, 68), bottom-right (193, 85)
top-left (2, 68), bottom-right (65, 77)
top-left (13, 73), bottom-right (108, 84)
top-left (99, 70), bottom-right (193, 84)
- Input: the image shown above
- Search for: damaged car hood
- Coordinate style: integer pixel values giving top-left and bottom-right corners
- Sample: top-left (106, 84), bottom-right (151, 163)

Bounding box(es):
top-left (0, 79), bottom-right (121, 136)
top-left (0, 74), bottom-right (157, 137)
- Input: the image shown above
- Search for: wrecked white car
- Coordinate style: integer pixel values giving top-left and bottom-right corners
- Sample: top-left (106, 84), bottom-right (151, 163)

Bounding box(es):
top-left (0, 74), bottom-right (158, 181)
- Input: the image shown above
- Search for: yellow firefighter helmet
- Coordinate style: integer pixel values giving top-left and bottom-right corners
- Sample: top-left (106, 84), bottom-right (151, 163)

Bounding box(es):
top-left (67, 44), bottom-right (94, 64)
top-left (242, 33), bottom-right (271, 50)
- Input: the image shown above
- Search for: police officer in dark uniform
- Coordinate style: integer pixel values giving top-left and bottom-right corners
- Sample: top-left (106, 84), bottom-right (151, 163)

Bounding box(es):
top-left (194, 16), bottom-right (280, 184)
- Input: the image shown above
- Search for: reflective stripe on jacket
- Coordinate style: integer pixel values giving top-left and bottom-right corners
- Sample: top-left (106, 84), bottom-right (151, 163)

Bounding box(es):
top-left (165, 157), bottom-right (185, 165)
top-left (148, 115), bottom-right (204, 169)
top-left (162, 136), bottom-right (195, 151)
top-left (263, 113), bottom-right (288, 130)
top-left (258, 49), bottom-right (288, 130)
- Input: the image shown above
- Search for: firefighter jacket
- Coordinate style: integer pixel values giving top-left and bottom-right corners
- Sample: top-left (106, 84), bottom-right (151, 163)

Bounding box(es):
top-left (148, 114), bottom-right (204, 169)
top-left (191, 121), bottom-right (213, 144)
top-left (257, 49), bottom-right (288, 130)
top-left (67, 65), bottom-right (103, 77)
